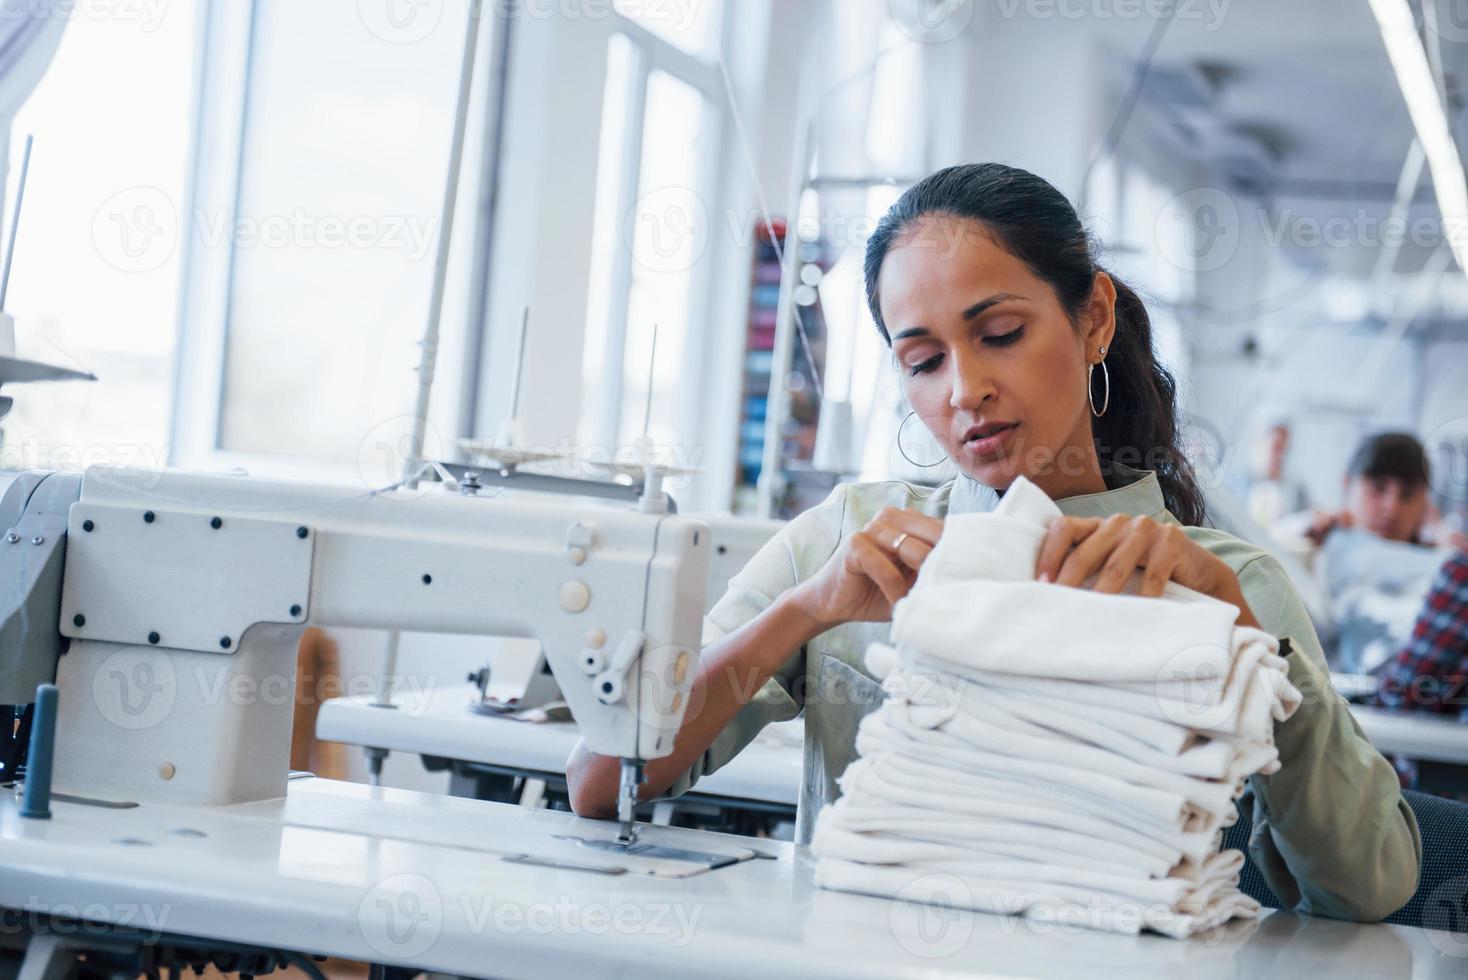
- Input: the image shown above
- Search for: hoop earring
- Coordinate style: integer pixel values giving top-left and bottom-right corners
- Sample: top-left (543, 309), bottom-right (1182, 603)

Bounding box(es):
top-left (1088, 360), bottom-right (1110, 418)
top-left (896, 411), bottom-right (947, 468)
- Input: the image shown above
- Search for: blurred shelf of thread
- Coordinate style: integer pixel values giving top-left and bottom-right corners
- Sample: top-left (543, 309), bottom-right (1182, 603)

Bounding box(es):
top-left (733, 219), bottom-right (838, 518)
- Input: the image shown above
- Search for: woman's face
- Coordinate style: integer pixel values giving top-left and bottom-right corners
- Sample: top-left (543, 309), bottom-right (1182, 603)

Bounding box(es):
top-left (877, 213), bottom-right (1114, 497)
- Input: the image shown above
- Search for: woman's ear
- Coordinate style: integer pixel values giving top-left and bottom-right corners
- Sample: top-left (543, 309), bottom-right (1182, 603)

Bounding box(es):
top-left (1086, 272), bottom-right (1118, 358)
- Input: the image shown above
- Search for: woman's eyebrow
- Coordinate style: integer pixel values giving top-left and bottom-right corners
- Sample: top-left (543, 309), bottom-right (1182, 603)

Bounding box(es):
top-left (961, 292), bottom-right (1026, 320)
top-left (892, 292), bottom-right (1028, 341)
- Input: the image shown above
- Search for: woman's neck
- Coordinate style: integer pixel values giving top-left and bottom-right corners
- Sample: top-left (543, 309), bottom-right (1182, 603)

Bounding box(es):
top-left (1027, 435), bottom-right (1110, 501)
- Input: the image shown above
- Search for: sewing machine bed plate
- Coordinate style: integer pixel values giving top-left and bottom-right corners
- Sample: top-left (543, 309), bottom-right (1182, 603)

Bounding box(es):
top-left (316, 687), bottom-right (803, 805)
top-left (0, 778), bottom-right (1460, 979)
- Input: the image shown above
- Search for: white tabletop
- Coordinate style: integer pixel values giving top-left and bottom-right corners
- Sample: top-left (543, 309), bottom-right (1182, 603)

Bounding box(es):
top-left (1349, 705), bottom-right (1468, 765)
top-left (1329, 674), bottom-right (1468, 766)
top-left (317, 686), bottom-right (803, 806)
top-left (2, 777), bottom-right (1460, 978)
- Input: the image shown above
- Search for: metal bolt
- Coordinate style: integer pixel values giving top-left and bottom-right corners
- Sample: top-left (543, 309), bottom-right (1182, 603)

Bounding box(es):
top-left (30, 536), bottom-right (42, 546)
top-left (296, 526), bottom-right (308, 539)
top-left (5, 531), bottom-right (17, 543)
top-left (82, 520), bottom-right (95, 533)
top-left (219, 637), bottom-right (232, 650)
top-left (143, 511), bottom-right (155, 523)
top-left (73, 614), bottom-right (85, 628)
top-left (210, 517), bottom-right (223, 530)
top-left (148, 631), bottom-right (160, 645)
top-left (289, 604), bottom-right (302, 618)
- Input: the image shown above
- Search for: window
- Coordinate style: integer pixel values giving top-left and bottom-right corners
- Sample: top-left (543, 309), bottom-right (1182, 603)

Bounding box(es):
top-left (612, 0), bottom-right (720, 56)
top-left (579, 4), bottom-right (724, 464)
top-left (2, 4), bottom-right (197, 472)
top-left (176, 0), bottom-right (499, 481)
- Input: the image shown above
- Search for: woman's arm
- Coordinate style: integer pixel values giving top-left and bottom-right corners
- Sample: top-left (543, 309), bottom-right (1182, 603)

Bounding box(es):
top-left (566, 594), bottom-right (822, 818)
top-left (1236, 555), bottom-right (1422, 922)
top-left (567, 503), bottom-right (945, 819)
top-left (1036, 517), bottom-right (1421, 921)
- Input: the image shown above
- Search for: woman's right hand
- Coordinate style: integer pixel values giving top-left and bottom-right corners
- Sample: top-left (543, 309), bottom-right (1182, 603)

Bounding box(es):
top-left (785, 507), bottom-right (944, 631)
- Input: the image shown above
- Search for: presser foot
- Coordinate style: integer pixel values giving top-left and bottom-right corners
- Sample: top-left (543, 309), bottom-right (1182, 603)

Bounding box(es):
top-left (550, 833), bottom-right (747, 874)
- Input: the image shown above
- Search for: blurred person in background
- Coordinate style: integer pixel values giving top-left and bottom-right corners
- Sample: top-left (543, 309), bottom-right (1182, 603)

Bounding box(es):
top-left (1373, 544), bottom-right (1468, 799)
top-left (1246, 419), bottom-right (1309, 528)
top-left (1279, 433), bottom-right (1449, 673)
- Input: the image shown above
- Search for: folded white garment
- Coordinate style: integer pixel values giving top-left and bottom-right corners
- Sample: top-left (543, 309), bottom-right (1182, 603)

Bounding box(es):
top-left (814, 821), bottom-right (1194, 905)
top-left (814, 809), bottom-right (1163, 879)
top-left (892, 579), bottom-right (1242, 691)
top-left (873, 646), bottom-right (1198, 756)
top-left (838, 755), bottom-right (1215, 866)
top-left (898, 646), bottom-right (1300, 744)
top-left (828, 774), bottom-right (1187, 874)
top-left (857, 710), bottom-right (1199, 833)
top-left (894, 662), bottom-right (1238, 778)
top-left (812, 475), bottom-right (1284, 939)
top-left (813, 856), bottom-right (1260, 940)
top-left (878, 669), bottom-right (1244, 821)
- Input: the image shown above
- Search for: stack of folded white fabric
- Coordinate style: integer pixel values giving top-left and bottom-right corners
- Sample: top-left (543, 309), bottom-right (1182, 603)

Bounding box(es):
top-left (811, 477), bottom-right (1304, 939)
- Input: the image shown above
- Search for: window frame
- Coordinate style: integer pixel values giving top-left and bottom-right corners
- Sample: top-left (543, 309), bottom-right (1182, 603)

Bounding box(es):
top-left (582, 12), bottom-right (729, 456)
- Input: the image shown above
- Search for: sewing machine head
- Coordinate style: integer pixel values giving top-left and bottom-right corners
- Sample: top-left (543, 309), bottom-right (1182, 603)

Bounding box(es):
top-left (1, 466), bottom-right (708, 817)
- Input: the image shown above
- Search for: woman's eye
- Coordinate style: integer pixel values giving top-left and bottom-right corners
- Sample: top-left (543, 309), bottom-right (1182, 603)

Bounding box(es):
top-left (908, 354), bottom-right (943, 376)
top-left (985, 326), bottom-right (1024, 347)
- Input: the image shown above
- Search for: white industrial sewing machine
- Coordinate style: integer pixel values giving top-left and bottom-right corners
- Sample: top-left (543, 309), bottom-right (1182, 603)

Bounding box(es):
top-left (1, 463), bottom-right (709, 843)
top-left (2, 467), bottom-right (1463, 980)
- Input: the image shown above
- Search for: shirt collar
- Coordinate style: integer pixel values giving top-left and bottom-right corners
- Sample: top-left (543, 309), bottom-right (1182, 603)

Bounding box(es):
top-left (946, 463), bottom-right (1170, 521)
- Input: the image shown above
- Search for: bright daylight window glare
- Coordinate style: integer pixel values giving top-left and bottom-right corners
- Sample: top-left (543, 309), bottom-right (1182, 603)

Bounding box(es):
top-left (2, 2), bottom-right (195, 472)
top-left (216, 0), bottom-right (468, 463)
top-left (612, 0), bottom-right (720, 55)
top-left (617, 68), bottom-right (705, 450)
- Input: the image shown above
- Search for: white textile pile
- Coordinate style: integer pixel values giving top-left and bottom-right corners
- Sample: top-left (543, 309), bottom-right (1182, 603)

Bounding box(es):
top-left (811, 478), bottom-right (1302, 938)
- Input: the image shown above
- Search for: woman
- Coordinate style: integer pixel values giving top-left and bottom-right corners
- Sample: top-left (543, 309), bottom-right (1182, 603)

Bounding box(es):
top-left (568, 163), bottom-right (1420, 922)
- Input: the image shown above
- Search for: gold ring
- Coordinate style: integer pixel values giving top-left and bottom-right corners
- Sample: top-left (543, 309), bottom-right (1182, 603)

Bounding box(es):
top-left (892, 532), bottom-right (909, 552)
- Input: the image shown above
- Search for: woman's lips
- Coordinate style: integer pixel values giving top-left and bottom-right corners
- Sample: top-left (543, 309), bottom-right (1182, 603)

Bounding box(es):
top-left (961, 422), bottom-right (1020, 459)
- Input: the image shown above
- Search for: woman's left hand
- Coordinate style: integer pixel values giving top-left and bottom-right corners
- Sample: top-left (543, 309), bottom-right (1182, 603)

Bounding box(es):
top-left (1034, 514), bottom-right (1260, 627)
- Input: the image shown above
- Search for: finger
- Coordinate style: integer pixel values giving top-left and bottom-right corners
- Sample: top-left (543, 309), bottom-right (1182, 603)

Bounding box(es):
top-left (1035, 517), bottom-right (1101, 582)
top-left (1055, 514), bottom-right (1132, 588)
top-left (869, 507), bottom-right (946, 548)
top-left (893, 535), bottom-right (935, 571)
top-left (850, 535), bottom-right (912, 606)
top-left (1091, 518), bottom-right (1158, 594)
top-left (867, 511), bottom-right (941, 572)
top-left (1138, 533), bottom-right (1182, 598)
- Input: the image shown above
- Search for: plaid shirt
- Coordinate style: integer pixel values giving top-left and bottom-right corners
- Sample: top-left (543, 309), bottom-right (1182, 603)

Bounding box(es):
top-left (1376, 550), bottom-right (1468, 716)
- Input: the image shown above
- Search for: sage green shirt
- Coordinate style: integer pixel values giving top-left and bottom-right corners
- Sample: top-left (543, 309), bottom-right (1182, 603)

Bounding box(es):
top-left (670, 467), bottom-right (1422, 922)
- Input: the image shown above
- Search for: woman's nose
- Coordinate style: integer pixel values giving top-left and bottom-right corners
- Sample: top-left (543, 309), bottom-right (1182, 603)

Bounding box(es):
top-left (949, 355), bottom-right (997, 411)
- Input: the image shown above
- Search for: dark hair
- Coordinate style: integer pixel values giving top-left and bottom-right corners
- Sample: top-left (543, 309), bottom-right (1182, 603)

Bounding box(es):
top-left (863, 162), bottom-right (1207, 527)
top-left (1347, 432), bottom-right (1429, 487)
